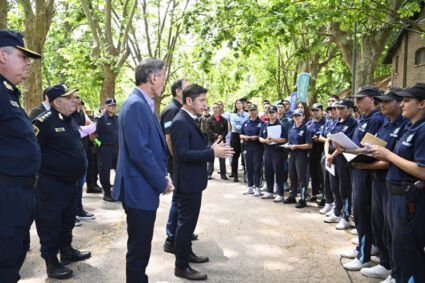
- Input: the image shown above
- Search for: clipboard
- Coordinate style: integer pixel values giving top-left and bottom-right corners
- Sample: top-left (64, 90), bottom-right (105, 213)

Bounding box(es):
top-left (361, 133), bottom-right (387, 148)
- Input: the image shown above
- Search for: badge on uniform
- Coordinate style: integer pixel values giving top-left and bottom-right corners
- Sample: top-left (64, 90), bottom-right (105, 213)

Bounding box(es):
top-left (298, 130), bottom-right (304, 136)
top-left (342, 125), bottom-right (348, 132)
top-left (360, 123), bottom-right (367, 132)
top-left (402, 134), bottom-right (415, 147)
top-left (390, 127), bottom-right (400, 137)
top-left (55, 127), bottom-right (66, 132)
top-left (3, 81), bottom-right (13, 91)
top-left (164, 121), bottom-right (172, 129)
top-left (10, 100), bottom-right (20, 108)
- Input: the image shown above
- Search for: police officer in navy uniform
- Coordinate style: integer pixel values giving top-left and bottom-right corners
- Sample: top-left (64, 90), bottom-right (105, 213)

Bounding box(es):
top-left (259, 105), bottom-right (288, 203)
top-left (0, 29), bottom-right (42, 283)
top-left (342, 86), bottom-right (385, 271)
top-left (352, 89), bottom-right (409, 280)
top-left (33, 84), bottom-right (91, 279)
top-left (370, 83), bottom-right (425, 283)
top-left (283, 109), bottom-right (313, 208)
top-left (324, 100), bottom-right (357, 228)
top-left (96, 97), bottom-right (119, 202)
top-left (307, 103), bottom-right (326, 203)
top-left (240, 104), bottom-right (264, 196)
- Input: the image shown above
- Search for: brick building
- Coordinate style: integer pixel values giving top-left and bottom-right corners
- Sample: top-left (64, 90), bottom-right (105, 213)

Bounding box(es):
top-left (383, 5), bottom-right (425, 87)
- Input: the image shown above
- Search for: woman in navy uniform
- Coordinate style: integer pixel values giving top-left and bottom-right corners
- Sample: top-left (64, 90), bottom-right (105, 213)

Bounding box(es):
top-left (259, 105), bottom-right (288, 202)
top-left (370, 83), bottom-right (425, 283)
top-left (229, 99), bottom-right (249, 182)
top-left (342, 86), bottom-right (385, 271)
top-left (283, 109), bottom-right (313, 208)
top-left (240, 104), bottom-right (264, 196)
top-left (323, 100), bottom-right (357, 229)
top-left (318, 103), bottom-right (339, 215)
top-left (350, 89), bottom-right (409, 280)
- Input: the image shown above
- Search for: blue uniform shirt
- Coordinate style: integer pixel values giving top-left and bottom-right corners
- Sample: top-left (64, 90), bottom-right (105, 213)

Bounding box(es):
top-left (321, 118), bottom-right (338, 138)
top-left (230, 111), bottom-right (249, 133)
top-left (260, 120), bottom-right (288, 150)
top-left (160, 98), bottom-right (182, 134)
top-left (307, 116), bottom-right (326, 137)
top-left (241, 117), bottom-right (264, 147)
top-left (329, 115), bottom-right (358, 150)
top-left (288, 122), bottom-right (313, 146)
top-left (96, 112), bottom-right (119, 145)
top-left (352, 108), bottom-right (385, 146)
top-left (0, 75), bottom-right (41, 176)
top-left (386, 118), bottom-right (425, 186)
top-left (33, 108), bottom-right (87, 181)
top-left (376, 115), bottom-right (409, 152)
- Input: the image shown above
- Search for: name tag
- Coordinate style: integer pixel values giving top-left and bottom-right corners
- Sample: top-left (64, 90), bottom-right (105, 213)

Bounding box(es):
top-left (10, 100), bottom-right (20, 108)
top-left (55, 127), bottom-right (66, 132)
top-left (106, 123), bottom-right (112, 126)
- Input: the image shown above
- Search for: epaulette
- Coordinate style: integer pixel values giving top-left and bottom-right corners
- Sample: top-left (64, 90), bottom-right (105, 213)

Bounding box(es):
top-left (36, 111), bottom-right (52, 123)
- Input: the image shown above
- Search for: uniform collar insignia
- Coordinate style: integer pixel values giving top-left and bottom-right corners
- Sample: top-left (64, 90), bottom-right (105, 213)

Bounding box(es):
top-left (3, 81), bottom-right (13, 91)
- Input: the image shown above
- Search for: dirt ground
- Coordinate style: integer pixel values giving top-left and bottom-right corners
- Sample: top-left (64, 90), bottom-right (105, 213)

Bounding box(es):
top-left (20, 170), bottom-right (381, 283)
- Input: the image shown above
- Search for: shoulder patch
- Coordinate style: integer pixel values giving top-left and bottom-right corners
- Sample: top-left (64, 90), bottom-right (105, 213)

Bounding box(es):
top-left (36, 111), bottom-right (52, 123)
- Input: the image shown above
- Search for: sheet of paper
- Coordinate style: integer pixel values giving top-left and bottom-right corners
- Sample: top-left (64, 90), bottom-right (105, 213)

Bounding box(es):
top-left (342, 152), bottom-right (357, 163)
top-left (325, 163), bottom-right (335, 176)
top-left (280, 143), bottom-right (290, 148)
top-left (267, 125), bottom-right (281, 145)
top-left (79, 123), bottom-right (97, 138)
top-left (329, 132), bottom-right (359, 150)
top-left (361, 132), bottom-right (388, 148)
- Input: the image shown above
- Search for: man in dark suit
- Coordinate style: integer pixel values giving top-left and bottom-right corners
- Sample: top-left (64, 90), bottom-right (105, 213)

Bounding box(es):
top-left (112, 58), bottom-right (174, 283)
top-left (171, 84), bottom-right (234, 280)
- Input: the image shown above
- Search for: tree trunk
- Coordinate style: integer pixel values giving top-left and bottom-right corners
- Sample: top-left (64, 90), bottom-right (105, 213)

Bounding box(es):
top-left (0, 0), bottom-right (7, 29)
top-left (100, 65), bottom-right (117, 105)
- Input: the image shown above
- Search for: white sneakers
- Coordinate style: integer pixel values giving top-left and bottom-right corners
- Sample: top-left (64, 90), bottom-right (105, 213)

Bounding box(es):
top-left (335, 218), bottom-right (350, 230)
top-left (343, 258), bottom-right (372, 271)
top-left (319, 203), bottom-right (333, 214)
top-left (243, 186), bottom-right (254, 195)
top-left (341, 249), bottom-right (359, 259)
top-left (253, 187), bottom-right (262, 197)
top-left (380, 275), bottom-right (396, 283)
top-left (273, 195), bottom-right (284, 202)
top-left (261, 192), bottom-right (273, 199)
top-left (324, 212), bottom-right (340, 223)
top-left (361, 264), bottom-right (391, 279)
top-left (350, 228), bottom-right (358, 235)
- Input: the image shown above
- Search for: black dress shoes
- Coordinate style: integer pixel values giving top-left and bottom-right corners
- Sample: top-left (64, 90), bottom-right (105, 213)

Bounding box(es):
top-left (60, 245), bottom-right (91, 265)
top-left (46, 255), bottom-right (73, 279)
top-left (175, 266), bottom-right (207, 280)
top-left (220, 175), bottom-right (228, 180)
top-left (163, 239), bottom-right (175, 253)
top-left (189, 252), bottom-right (209, 263)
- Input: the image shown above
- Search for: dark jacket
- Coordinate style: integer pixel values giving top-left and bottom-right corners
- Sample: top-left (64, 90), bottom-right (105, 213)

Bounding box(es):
top-left (171, 110), bottom-right (214, 193)
top-left (206, 115), bottom-right (228, 143)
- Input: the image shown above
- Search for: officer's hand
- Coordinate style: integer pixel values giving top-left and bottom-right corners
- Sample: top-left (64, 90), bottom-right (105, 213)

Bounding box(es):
top-left (334, 143), bottom-right (345, 154)
top-left (326, 154), bottom-right (334, 167)
top-left (213, 142), bottom-right (234, 158)
top-left (312, 135), bottom-right (319, 142)
top-left (369, 145), bottom-right (390, 161)
top-left (289, 145), bottom-right (297, 150)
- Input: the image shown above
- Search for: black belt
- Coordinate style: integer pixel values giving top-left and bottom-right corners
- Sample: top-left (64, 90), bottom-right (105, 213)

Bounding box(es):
top-left (39, 174), bottom-right (78, 184)
top-left (387, 182), bottom-right (424, 196)
top-left (0, 174), bottom-right (37, 189)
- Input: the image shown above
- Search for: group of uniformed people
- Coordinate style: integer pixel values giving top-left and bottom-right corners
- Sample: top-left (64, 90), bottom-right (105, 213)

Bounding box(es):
top-left (0, 29), bottom-right (121, 282)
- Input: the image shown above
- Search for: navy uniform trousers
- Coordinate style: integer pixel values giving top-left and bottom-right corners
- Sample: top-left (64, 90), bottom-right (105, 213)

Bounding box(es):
top-left (243, 144), bottom-right (264, 188)
top-left (0, 183), bottom-right (35, 283)
top-left (387, 187), bottom-right (425, 283)
top-left (35, 175), bottom-right (77, 259)
top-left (264, 147), bottom-right (285, 196)
top-left (309, 144), bottom-right (324, 196)
top-left (321, 154), bottom-right (334, 204)
top-left (289, 150), bottom-right (308, 199)
top-left (352, 168), bottom-right (373, 263)
top-left (97, 145), bottom-right (118, 191)
top-left (330, 155), bottom-right (352, 220)
top-left (371, 173), bottom-right (391, 270)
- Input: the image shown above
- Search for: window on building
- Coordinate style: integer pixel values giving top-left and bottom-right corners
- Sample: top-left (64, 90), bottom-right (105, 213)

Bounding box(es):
top-left (415, 48), bottom-right (425, 65)
top-left (395, 55), bottom-right (399, 74)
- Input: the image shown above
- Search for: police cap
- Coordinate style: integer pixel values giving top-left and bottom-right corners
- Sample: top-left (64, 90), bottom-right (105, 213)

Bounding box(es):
top-left (268, 105), bottom-right (277, 113)
top-left (46, 84), bottom-right (78, 102)
top-left (396, 83), bottom-right (425, 101)
top-left (350, 85), bottom-right (380, 98)
top-left (105, 98), bottom-right (117, 106)
top-left (0, 29), bottom-right (41, 59)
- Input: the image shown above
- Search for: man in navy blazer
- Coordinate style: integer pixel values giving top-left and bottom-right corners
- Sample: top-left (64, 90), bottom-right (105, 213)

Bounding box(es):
top-left (171, 84), bottom-right (234, 280)
top-left (113, 58), bottom-right (174, 283)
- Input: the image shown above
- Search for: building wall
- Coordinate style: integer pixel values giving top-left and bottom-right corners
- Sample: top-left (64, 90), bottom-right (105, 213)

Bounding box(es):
top-left (391, 9), bottom-right (425, 87)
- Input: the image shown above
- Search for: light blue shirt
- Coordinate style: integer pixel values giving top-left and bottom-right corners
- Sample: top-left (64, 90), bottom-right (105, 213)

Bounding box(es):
top-left (229, 111), bottom-right (249, 133)
top-left (137, 87), bottom-right (155, 114)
